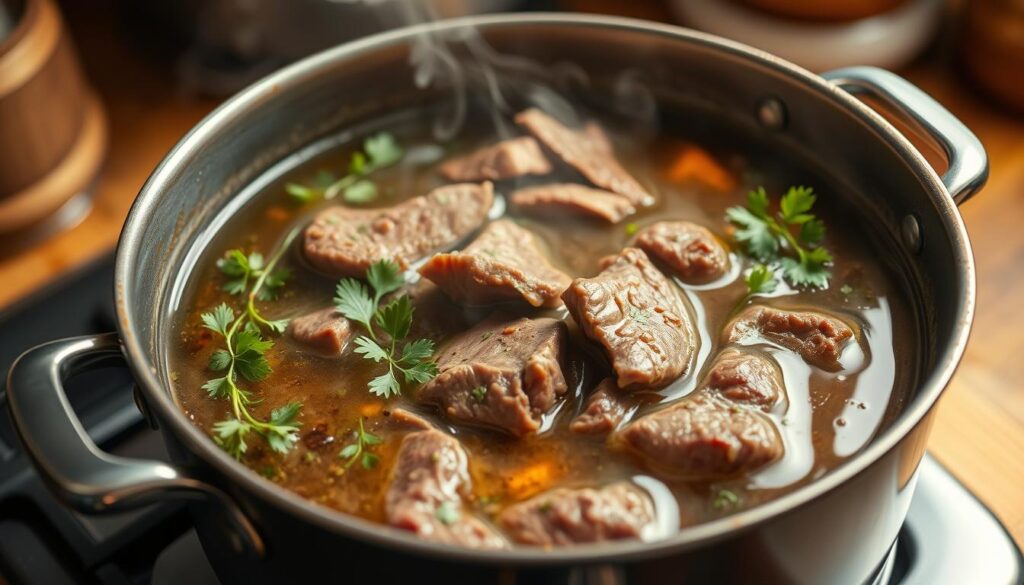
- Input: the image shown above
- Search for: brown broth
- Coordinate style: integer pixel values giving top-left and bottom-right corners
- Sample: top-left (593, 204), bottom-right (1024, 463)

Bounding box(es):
top-left (169, 105), bottom-right (918, 539)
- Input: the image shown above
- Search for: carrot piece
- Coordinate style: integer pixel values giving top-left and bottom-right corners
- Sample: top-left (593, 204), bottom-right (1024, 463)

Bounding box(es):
top-left (359, 403), bottom-right (383, 418)
top-left (506, 461), bottom-right (559, 500)
top-left (265, 206), bottom-right (290, 222)
top-left (666, 146), bottom-right (737, 192)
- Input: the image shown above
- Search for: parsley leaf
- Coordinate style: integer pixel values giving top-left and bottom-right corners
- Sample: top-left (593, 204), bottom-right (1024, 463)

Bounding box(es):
top-left (343, 179), bottom-right (378, 203)
top-left (375, 295), bottom-right (413, 341)
top-left (368, 370), bottom-right (401, 398)
top-left (364, 132), bottom-right (404, 169)
top-left (726, 185), bottom-right (833, 288)
top-left (353, 336), bottom-right (390, 363)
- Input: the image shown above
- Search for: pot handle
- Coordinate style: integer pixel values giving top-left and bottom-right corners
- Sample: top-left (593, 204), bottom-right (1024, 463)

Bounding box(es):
top-left (822, 66), bottom-right (988, 205)
top-left (6, 333), bottom-right (264, 557)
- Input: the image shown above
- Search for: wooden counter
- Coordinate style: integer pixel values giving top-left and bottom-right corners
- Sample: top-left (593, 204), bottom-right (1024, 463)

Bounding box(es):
top-left (4, 0), bottom-right (1021, 548)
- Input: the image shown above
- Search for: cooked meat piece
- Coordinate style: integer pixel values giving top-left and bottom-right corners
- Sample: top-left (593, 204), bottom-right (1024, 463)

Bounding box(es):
top-left (702, 349), bottom-right (783, 411)
top-left (724, 306), bottom-right (856, 371)
top-left (386, 429), bottom-right (506, 549)
top-left (615, 395), bottom-right (782, 479)
top-left (561, 247), bottom-right (695, 390)
top-left (419, 219), bottom-right (571, 308)
top-left (439, 137), bottom-right (552, 182)
top-left (289, 307), bottom-right (351, 356)
top-left (510, 183), bottom-right (636, 224)
top-left (390, 408), bottom-right (434, 431)
top-left (418, 316), bottom-right (568, 437)
top-left (498, 483), bottom-right (655, 546)
top-left (570, 378), bottom-right (630, 435)
top-left (303, 182), bottom-right (494, 277)
top-left (516, 109), bottom-right (651, 205)
top-left (631, 221), bottom-right (729, 283)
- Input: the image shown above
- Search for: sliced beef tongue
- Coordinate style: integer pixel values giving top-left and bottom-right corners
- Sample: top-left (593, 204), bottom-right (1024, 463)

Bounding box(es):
top-left (510, 183), bottom-right (637, 224)
top-left (386, 429), bottom-right (506, 549)
top-left (703, 348), bottom-right (784, 411)
top-left (289, 307), bottom-right (351, 356)
top-left (303, 182), bottom-right (494, 277)
top-left (417, 316), bottom-right (568, 437)
top-left (516, 108), bottom-right (652, 206)
top-left (724, 306), bottom-right (856, 371)
top-left (615, 394), bottom-right (782, 479)
top-left (439, 137), bottom-right (552, 182)
top-left (497, 482), bottom-right (655, 546)
top-left (561, 247), bottom-right (696, 391)
top-left (419, 219), bottom-right (570, 308)
top-left (570, 378), bottom-right (631, 435)
top-left (631, 221), bottom-right (730, 283)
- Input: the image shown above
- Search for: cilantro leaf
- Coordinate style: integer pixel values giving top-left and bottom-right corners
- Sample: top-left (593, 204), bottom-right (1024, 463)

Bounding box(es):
top-left (201, 303), bottom-right (234, 336)
top-left (353, 336), bottom-right (390, 363)
top-left (778, 186), bottom-right (816, 224)
top-left (340, 417), bottom-right (383, 470)
top-left (334, 278), bottom-right (375, 330)
top-left (368, 370), bottom-right (401, 398)
top-left (401, 361), bottom-right (439, 385)
top-left (745, 264), bottom-right (778, 297)
top-left (366, 260), bottom-right (404, 303)
top-left (203, 376), bottom-right (230, 399)
top-left (375, 295), bottom-right (413, 341)
top-left (348, 151), bottom-right (367, 175)
top-left (343, 179), bottom-right (378, 203)
top-left (208, 350), bottom-right (232, 371)
top-left (399, 338), bottom-right (435, 365)
top-left (286, 182), bottom-right (319, 203)
top-left (726, 185), bottom-right (833, 289)
top-left (362, 453), bottom-right (379, 469)
top-left (726, 206), bottom-right (777, 260)
top-left (364, 132), bottom-right (403, 169)
top-left (213, 419), bottom-right (252, 460)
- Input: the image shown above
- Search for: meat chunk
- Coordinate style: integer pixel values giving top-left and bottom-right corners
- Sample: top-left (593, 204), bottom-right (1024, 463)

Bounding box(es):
top-left (724, 306), bottom-right (856, 371)
top-left (439, 137), bottom-right (552, 182)
top-left (419, 219), bottom-right (571, 308)
top-left (631, 221), bottom-right (729, 283)
top-left (516, 109), bottom-right (651, 205)
top-left (615, 395), bottom-right (782, 479)
top-left (303, 183), bottom-right (494, 277)
top-left (498, 483), bottom-right (655, 546)
top-left (418, 316), bottom-right (568, 437)
top-left (386, 429), bottom-right (506, 548)
top-left (561, 247), bottom-right (695, 390)
top-left (289, 307), bottom-right (350, 356)
top-left (702, 349), bottom-right (783, 411)
top-left (389, 408), bottom-right (434, 431)
top-left (570, 378), bottom-right (630, 435)
top-left (510, 184), bottom-right (636, 224)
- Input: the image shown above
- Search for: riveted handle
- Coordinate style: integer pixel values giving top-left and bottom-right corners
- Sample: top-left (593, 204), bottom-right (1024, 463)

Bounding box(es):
top-left (6, 333), bottom-right (264, 557)
top-left (823, 66), bottom-right (988, 205)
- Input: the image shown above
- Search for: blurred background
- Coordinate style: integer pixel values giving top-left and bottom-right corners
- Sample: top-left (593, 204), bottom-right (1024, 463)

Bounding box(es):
top-left (0, 0), bottom-right (1022, 582)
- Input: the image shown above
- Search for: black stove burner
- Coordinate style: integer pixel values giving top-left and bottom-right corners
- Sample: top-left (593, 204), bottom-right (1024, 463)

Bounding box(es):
top-left (0, 253), bottom-right (1020, 585)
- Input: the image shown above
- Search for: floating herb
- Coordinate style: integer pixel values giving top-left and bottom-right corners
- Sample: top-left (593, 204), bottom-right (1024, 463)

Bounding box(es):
top-left (744, 263), bottom-right (778, 299)
top-left (339, 417), bottom-right (382, 469)
top-left (726, 186), bottom-right (833, 288)
top-left (435, 501), bottom-right (460, 525)
top-left (712, 488), bottom-right (739, 510)
top-left (334, 260), bottom-right (439, 398)
top-left (286, 132), bottom-right (403, 204)
top-left (201, 228), bottom-right (303, 460)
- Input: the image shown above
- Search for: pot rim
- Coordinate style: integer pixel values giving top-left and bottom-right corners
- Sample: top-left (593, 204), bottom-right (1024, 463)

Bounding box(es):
top-left (115, 13), bottom-right (975, 565)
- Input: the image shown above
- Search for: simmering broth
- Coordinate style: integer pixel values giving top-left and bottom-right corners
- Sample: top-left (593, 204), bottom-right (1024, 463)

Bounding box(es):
top-left (170, 102), bottom-right (917, 546)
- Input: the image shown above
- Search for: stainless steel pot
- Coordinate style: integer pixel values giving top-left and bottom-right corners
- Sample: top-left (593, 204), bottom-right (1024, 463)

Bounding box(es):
top-left (6, 14), bottom-right (986, 585)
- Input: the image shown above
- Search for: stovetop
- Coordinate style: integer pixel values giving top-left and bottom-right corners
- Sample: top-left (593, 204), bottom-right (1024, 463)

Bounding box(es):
top-left (0, 253), bottom-right (1020, 585)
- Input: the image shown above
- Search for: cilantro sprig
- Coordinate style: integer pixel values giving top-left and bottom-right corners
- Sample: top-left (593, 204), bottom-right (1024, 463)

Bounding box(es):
top-left (200, 228), bottom-right (303, 460)
top-left (744, 263), bottom-right (778, 299)
top-left (339, 417), bottom-right (382, 469)
top-left (286, 132), bottom-right (403, 204)
top-left (334, 260), bottom-right (438, 399)
top-left (726, 186), bottom-right (833, 289)
top-left (217, 249), bottom-right (291, 300)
